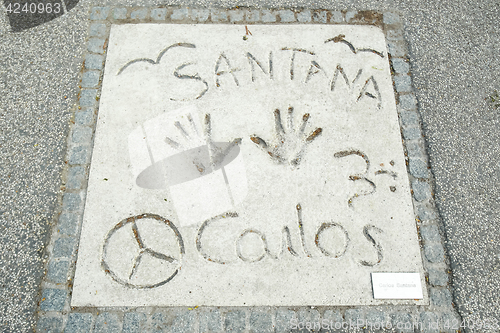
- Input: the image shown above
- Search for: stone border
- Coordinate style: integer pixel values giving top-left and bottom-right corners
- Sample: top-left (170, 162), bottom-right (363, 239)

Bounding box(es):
top-left (35, 7), bottom-right (461, 332)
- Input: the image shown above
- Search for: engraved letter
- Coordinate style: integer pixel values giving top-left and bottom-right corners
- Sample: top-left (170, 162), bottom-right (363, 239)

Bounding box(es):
top-left (172, 62), bottom-right (209, 100)
top-left (359, 225), bottom-right (383, 266)
top-left (215, 53), bottom-right (240, 87)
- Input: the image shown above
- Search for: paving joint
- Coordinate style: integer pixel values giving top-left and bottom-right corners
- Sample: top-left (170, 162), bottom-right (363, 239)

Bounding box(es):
top-left (35, 6), bottom-right (461, 332)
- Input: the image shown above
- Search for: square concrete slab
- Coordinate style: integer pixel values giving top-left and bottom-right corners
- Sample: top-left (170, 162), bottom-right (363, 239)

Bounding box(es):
top-left (72, 24), bottom-right (426, 306)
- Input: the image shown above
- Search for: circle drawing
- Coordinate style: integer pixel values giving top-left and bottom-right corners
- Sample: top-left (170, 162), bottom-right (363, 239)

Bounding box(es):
top-left (101, 214), bottom-right (184, 289)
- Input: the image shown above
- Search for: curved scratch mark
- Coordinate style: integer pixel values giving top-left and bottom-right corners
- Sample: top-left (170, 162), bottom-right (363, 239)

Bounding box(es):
top-left (117, 42), bottom-right (196, 75)
top-left (325, 35), bottom-right (384, 58)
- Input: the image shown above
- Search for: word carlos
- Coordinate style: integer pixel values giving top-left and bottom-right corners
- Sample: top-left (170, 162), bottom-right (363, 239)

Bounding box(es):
top-left (195, 204), bottom-right (384, 266)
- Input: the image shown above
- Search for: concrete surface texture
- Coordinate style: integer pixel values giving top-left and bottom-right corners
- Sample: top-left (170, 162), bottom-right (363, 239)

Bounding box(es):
top-left (0, 0), bottom-right (498, 332)
top-left (72, 23), bottom-right (425, 307)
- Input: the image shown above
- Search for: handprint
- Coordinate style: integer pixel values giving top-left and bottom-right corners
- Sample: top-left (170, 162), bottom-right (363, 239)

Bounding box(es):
top-left (250, 107), bottom-right (322, 167)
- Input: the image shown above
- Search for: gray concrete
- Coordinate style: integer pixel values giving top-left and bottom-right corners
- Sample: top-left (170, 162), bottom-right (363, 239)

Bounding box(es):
top-left (0, 0), bottom-right (498, 332)
top-left (72, 22), bottom-right (425, 307)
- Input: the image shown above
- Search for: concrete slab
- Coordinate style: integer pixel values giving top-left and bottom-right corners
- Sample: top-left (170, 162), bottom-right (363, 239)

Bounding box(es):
top-left (72, 24), bottom-right (426, 306)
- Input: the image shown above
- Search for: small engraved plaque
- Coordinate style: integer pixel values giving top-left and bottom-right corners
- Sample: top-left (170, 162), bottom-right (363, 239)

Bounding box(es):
top-left (372, 272), bottom-right (424, 299)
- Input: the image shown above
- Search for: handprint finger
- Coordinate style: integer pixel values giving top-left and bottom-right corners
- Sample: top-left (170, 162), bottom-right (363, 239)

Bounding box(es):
top-left (187, 113), bottom-right (199, 136)
top-left (299, 113), bottom-right (310, 134)
top-left (250, 136), bottom-right (268, 149)
top-left (174, 121), bottom-right (190, 139)
top-left (288, 106), bottom-right (294, 132)
top-left (274, 109), bottom-right (285, 139)
top-left (306, 128), bottom-right (322, 142)
top-left (164, 136), bottom-right (181, 150)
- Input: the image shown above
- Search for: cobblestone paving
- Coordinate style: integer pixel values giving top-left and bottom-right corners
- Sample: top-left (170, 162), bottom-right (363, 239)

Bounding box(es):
top-left (31, 7), bottom-right (464, 332)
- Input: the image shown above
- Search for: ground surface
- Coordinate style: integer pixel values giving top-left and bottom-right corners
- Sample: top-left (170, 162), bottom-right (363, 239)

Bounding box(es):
top-left (0, 0), bottom-right (499, 332)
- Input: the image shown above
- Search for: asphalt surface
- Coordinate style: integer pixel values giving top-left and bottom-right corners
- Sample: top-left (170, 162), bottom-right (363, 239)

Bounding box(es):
top-left (0, 0), bottom-right (499, 332)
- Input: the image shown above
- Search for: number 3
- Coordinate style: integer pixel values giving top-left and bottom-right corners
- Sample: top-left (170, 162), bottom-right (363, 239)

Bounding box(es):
top-left (54, 2), bottom-right (61, 14)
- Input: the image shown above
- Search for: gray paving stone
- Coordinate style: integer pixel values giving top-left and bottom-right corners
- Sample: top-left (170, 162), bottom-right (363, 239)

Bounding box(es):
top-left (419, 312), bottom-right (439, 333)
top-left (297, 309), bottom-right (320, 332)
top-left (345, 309), bottom-right (363, 332)
top-left (246, 9), bottom-right (260, 22)
top-left (171, 310), bottom-right (195, 333)
top-left (420, 225), bottom-right (441, 243)
top-left (399, 94), bottom-right (417, 110)
top-left (75, 107), bottom-right (95, 126)
top-left (94, 312), bottom-right (121, 333)
top-left (58, 212), bottom-right (79, 236)
top-left (85, 54), bottom-right (103, 70)
top-left (399, 109), bottom-right (419, 127)
top-left (365, 310), bottom-right (385, 332)
top-left (47, 259), bottom-right (69, 284)
top-left (151, 312), bottom-right (169, 333)
top-left (65, 313), bottom-right (93, 333)
top-left (199, 309), bottom-right (223, 332)
top-left (424, 243), bottom-right (445, 263)
top-left (37, 316), bottom-right (63, 333)
top-left (210, 9), bottom-right (228, 22)
top-left (150, 8), bottom-right (167, 21)
top-left (81, 71), bottom-right (100, 88)
top-left (62, 193), bottom-right (81, 212)
top-left (123, 312), bottom-right (147, 333)
top-left (171, 8), bottom-right (189, 21)
top-left (276, 309), bottom-right (296, 333)
top-left (430, 288), bottom-right (453, 307)
top-left (412, 180), bottom-right (431, 202)
top-left (383, 12), bottom-right (401, 25)
top-left (52, 237), bottom-right (76, 258)
top-left (330, 11), bottom-right (343, 23)
top-left (90, 7), bottom-right (110, 20)
top-left (416, 204), bottom-right (438, 221)
top-left (66, 166), bottom-right (85, 190)
top-left (313, 11), bottom-right (327, 23)
top-left (89, 23), bottom-right (106, 38)
top-left (72, 126), bottom-right (93, 144)
top-left (229, 9), bottom-right (244, 23)
top-left (428, 268), bottom-right (449, 286)
top-left (387, 42), bottom-right (406, 57)
top-left (69, 145), bottom-right (90, 165)
top-left (225, 310), bottom-right (246, 332)
top-left (392, 58), bottom-right (410, 74)
top-left (345, 11), bottom-right (357, 23)
top-left (113, 8), bottom-right (127, 20)
top-left (261, 10), bottom-right (276, 23)
top-left (40, 289), bottom-right (66, 311)
top-left (87, 38), bottom-right (105, 54)
top-left (192, 8), bottom-right (209, 22)
top-left (249, 311), bottom-right (273, 333)
top-left (394, 75), bottom-right (412, 92)
top-left (279, 10), bottom-right (295, 23)
top-left (403, 126), bottom-right (422, 140)
top-left (131, 8), bottom-right (148, 20)
top-left (405, 140), bottom-right (424, 159)
top-left (320, 310), bottom-right (343, 333)
top-left (296, 10), bottom-right (311, 23)
top-left (440, 312), bottom-right (462, 333)
top-left (409, 158), bottom-right (429, 178)
top-left (386, 29), bottom-right (404, 41)
top-left (79, 89), bottom-right (97, 107)
top-left (390, 312), bottom-right (413, 333)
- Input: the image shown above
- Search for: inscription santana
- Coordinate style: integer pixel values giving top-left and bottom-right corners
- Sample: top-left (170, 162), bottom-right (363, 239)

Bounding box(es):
top-left (117, 40), bottom-right (382, 107)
